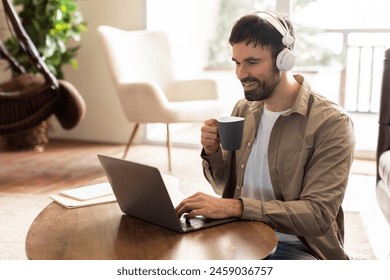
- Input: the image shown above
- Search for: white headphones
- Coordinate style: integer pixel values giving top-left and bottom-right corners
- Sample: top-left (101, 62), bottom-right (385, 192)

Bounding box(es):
top-left (254, 11), bottom-right (295, 71)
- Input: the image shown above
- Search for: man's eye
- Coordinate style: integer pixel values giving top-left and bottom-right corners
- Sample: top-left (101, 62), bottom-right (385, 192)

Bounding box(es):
top-left (247, 60), bottom-right (258, 65)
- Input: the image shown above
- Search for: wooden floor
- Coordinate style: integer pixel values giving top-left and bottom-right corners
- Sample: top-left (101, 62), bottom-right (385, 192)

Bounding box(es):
top-left (0, 140), bottom-right (126, 194)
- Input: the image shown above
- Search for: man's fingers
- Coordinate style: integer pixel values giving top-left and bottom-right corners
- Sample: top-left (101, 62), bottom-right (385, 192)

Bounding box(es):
top-left (175, 192), bottom-right (206, 218)
top-left (201, 119), bottom-right (220, 155)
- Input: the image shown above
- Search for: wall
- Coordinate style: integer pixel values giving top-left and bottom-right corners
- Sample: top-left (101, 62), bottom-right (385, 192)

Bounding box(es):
top-left (146, 0), bottom-right (219, 78)
top-left (45, 0), bottom-right (146, 143)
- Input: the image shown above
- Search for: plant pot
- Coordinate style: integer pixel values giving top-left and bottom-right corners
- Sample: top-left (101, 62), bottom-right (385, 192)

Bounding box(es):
top-left (0, 120), bottom-right (49, 152)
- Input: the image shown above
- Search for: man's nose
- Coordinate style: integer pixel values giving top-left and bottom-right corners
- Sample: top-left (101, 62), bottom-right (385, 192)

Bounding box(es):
top-left (236, 64), bottom-right (249, 80)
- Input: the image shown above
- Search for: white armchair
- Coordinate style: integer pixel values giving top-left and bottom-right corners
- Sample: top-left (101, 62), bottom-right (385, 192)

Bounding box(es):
top-left (97, 26), bottom-right (223, 171)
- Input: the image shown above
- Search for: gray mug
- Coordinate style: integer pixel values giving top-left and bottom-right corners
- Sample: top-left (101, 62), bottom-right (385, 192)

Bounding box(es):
top-left (217, 116), bottom-right (245, 151)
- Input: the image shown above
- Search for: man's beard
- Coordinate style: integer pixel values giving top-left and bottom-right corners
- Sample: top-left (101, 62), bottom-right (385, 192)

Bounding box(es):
top-left (242, 72), bottom-right (280, 101)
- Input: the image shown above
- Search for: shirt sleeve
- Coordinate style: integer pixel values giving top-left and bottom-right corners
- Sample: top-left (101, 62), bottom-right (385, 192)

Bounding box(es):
top-left (201, 147), bottom-right (228, 196)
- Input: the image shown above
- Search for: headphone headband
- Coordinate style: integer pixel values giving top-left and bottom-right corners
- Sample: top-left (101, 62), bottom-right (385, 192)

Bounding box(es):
top-left (254, 11), bottom-right (294, 47)
top-left (254, 11), bottom-right (295, 71)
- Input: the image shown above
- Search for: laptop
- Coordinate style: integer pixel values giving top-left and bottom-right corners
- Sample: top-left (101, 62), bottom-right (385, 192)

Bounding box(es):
top-left (97, 154), bottom-right (236, 233)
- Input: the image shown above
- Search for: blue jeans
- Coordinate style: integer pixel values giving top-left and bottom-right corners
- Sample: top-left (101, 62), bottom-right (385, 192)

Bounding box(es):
top-left (267, 241), bottom-right (319, 260)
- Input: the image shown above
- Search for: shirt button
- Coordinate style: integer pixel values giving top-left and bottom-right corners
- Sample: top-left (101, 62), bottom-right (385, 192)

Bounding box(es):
top-left (247, 142), bottom-right (251, 147)
top-left (241, 164), bottom-right (245, 169)
top-left (236, 185), bottom-right (241, 190)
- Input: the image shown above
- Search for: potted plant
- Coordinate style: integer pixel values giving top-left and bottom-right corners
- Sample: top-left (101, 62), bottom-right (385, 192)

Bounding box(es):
top-left (4, 0), bottom-right (87, 78)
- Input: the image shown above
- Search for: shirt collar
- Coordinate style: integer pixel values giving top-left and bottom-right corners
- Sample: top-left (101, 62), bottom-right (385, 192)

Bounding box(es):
top-left (287, 74), bottom-right (311, 117)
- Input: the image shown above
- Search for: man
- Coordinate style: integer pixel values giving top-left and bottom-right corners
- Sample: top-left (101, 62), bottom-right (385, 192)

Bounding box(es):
top-left (176, 11), bottom-right (355, 260)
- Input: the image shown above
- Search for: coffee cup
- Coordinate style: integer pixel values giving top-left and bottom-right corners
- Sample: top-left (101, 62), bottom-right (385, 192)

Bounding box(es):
top-left (217, 116), bottom-right (245, 151)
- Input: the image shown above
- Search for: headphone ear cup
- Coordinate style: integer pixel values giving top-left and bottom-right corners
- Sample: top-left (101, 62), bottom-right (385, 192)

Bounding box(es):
top-left (276, 48), bottom-right (295, 71)
top-left (282, 34), bottom-right (294, 46)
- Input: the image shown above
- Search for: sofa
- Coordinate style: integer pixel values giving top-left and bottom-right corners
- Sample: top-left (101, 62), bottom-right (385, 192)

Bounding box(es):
top-left (376, 48), bottom-right (390, 227)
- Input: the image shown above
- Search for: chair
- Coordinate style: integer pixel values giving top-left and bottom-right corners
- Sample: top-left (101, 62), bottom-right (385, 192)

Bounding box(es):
top-left (97, 25), bottom-right (223, 171)
top-left (376, 48), bottom-right (390, 257)
top-left (0, 0), bottom-right (86, 150)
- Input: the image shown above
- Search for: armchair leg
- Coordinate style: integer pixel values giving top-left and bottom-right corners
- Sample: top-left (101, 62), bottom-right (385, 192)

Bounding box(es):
top-left (166, 123), bottom-right (172, 172)
top-left (123, 123), bottom-right (140, 159)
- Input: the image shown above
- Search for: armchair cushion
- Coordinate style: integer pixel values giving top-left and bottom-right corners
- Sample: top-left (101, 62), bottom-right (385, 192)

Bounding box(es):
top-left (116, 82), bottom-right (222, 124)
top-left (166, 79), bottom-right (219, 101)
top-left (377, 150), bottom-right (390, 225)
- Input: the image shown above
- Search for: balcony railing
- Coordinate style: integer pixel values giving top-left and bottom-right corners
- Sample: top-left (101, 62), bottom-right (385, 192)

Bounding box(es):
top-left (326, 28), bottom-right (390, 114)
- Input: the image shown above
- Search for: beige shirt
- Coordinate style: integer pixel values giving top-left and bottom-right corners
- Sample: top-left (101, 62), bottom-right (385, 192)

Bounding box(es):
top-left (202, 75), bottom-right (355, 260)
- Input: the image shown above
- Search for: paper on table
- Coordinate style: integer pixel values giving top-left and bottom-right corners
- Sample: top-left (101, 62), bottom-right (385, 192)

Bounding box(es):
top-left (50, 193), bottom-right (116, 209)
top-left (59, 182), bottom-right (113, 201)
top-left (50, 182), bottom-right (116, 209)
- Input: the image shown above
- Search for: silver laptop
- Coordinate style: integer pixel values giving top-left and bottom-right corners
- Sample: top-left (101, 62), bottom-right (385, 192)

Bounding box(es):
top-left (97, 154), bottom-right (236, 233)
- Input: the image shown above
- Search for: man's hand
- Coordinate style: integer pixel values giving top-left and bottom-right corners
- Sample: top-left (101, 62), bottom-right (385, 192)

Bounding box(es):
top-left (201, 118), bottom-right (220, 155)
top-left (175, 192), bottom-right (243, 219)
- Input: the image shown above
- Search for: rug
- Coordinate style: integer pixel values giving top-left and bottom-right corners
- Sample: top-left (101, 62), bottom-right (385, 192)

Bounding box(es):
top-left (0, 194), bottom-right (51, 260)
top-left (344, 211), bottom-right (376, 260)
top-left (0, 194), bottom-right (376, 260)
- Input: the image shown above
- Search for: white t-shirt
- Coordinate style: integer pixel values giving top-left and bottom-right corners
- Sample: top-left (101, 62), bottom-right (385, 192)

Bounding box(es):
top-left (243, 105), bottom-right (299, 242)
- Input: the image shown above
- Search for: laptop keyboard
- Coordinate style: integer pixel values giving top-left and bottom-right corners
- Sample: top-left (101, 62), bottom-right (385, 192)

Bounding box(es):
top-left (180, 215), bottom-right (210, 229)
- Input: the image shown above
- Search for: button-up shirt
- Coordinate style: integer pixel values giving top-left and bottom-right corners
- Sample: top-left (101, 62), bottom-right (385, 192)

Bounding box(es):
top-left (202, 75), bottom-right (355, 260)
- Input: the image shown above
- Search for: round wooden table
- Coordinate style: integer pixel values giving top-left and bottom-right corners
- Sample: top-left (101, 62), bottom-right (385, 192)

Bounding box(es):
top-left (26, 202), bottom-right (277, 260)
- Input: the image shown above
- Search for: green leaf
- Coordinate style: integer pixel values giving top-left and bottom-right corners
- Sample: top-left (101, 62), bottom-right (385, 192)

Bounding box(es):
top-left (13, 0), bottom-right (25, 6)
top-left (70, 58), bottom-right (78, 69)
top-left (3, 0), bottom-right (87, 78)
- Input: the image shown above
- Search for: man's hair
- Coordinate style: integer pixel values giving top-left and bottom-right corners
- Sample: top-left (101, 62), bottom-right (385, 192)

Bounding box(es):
top-left (228, 12), bottom-right (295, 62)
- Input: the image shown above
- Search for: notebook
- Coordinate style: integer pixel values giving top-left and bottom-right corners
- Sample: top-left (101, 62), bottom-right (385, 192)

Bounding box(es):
top-left (59, 182), bottom-right (113, 201)
top-left (97, 154), bottom-right (236, 233)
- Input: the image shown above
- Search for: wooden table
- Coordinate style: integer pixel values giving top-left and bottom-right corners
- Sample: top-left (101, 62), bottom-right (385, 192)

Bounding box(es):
top-left (26, 202), bottom-right (277, 260)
